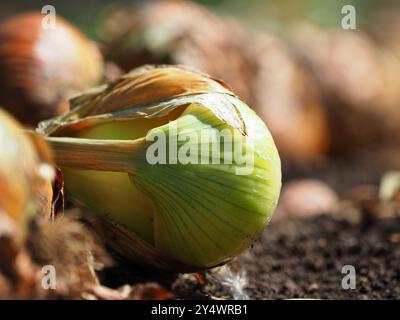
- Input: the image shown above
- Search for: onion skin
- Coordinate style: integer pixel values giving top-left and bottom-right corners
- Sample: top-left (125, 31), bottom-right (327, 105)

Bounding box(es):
top-left (0, 12), bottom-right (103, 126)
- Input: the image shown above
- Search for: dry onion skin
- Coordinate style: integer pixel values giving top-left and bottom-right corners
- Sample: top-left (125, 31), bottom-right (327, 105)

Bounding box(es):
top-left (38, 65), bottom-right (282, 269)
top-left (0, 109), bottom-right (52, 243)
top-left (0, 12), bottom-right (103, 126)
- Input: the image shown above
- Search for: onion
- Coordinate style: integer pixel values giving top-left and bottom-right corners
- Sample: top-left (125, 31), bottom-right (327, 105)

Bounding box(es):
top-left (38, 65), bottom-right (282, 270)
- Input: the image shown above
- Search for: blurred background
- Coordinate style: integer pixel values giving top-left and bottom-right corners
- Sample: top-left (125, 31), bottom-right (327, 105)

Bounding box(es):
top-left (0, 0), bottom-right (398, 36)
top-left (1, 0), bottom-right (400, 217)
top-left (0, 0), bottom-right (400, 300)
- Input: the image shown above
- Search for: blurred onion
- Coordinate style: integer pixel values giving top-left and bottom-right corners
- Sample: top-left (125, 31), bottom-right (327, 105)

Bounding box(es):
top-left (0, 12), bottom-right (103, 126)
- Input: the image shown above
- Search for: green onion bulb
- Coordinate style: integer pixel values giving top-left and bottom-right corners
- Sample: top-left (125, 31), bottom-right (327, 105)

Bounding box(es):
top-left (38, 65), bottom-right (281, 269)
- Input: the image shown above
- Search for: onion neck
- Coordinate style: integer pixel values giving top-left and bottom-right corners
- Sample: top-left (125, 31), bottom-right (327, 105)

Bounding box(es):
top-left (46, 136), bottom-right (145, 173)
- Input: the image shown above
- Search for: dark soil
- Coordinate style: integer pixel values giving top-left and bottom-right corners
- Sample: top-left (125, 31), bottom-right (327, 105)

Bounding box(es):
top-left (172, 215), bottom-right (400, 299)
top-left (101, 151), bottom-right (400, 300)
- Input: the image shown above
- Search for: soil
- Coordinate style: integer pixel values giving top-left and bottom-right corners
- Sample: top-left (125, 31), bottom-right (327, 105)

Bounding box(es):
top-left (171, 215), bottom-right (400, 299)
top-left (98, 151), bottom-right (400, 300)
top-left (170, 149), bottom-right (400, 300)
top-left (100, 214), bottom-right (400, 299)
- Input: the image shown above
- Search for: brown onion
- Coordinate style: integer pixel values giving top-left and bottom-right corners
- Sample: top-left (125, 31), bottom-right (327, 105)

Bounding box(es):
top-left (291, 24), bottom-right (400, 154)
top-left (0, 12), bottom-right (103, 126)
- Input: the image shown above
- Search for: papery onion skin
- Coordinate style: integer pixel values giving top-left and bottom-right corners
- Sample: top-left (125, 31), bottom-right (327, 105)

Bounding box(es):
top-left (39, 65), bottom-right (282, 268)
